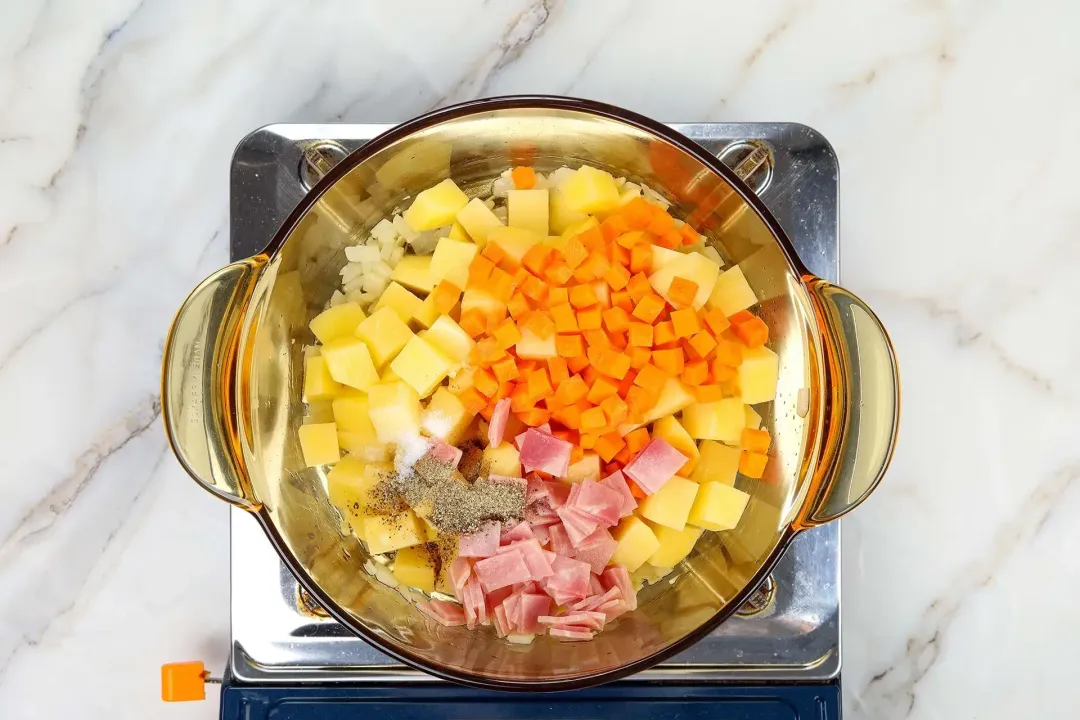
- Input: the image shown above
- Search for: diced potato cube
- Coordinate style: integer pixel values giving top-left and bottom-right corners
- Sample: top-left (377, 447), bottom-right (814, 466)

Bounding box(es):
top-left (321, 337), bottom-right (380, 391)
top-left (363, 510), bottom-right (425, 554)
top-left (508, 188), bottom-right (549, 236)
top-left (310, 303), bottom-right (366, 344)
top-left (448, 221), bottom-right (471, 242)
top-left (486, 226), bottom-right (543, 262)
top-left (422, 387), bottom-right (475, 443)
top-left (424, 316), bottom-right (474, 365)
top-left (328, 457), bottom-right (388, 516)
top-left (646, 523), bottom-right (704, 568)
top-left (738, 346), bottom-right (779, 405)
top-left (429, 237), bottom-right (478, 289)
top-left (558, 216), bottom-right (599, 241)
top-left (390, 335), bottom-right (452, 398)
top-left (373, 282), bottom-right (423, 323)
top-left (420, 516), bottom-right (440, 543)
top-left (650, 245), bottom-right (684, 273)
top-left (456, 198), bottom-right (503, 248)
top-left (392, 545), bottom-right (436, 592)
top-left (403, 179), bottom-right (469, 231)
top-left (298, 422), bottom-right (340, 467)
top-left (515, 327), bottom-right (557, 359)
top-left (688, 482), bottom-right (750, 531)
top-left (637, 476), bottom-right (699, 530)
top-left (484, 442), bottom-right (522, 477)
top-left (682, 398), bottom-right (746, 442)
top-left (392, 255), bottom-right (437, 294)
top-left (641, 378), bottom-right (695, 425)
top-left (412, 294), bottom-right (442, 329)
top-left (691, 441), bottom-right (740, 485)
top-left (355, 306), bottom-right (414, 367)
top-left (304, 400), bottom-right (335, 424)
top-left (745, 405), bottom-right (762, 430)
top-left (447, 366), bottom-right (475, 394)
top-left (549, 188), bottom-right (590, 234)
top-left (611, 516), bottom-right (662, 572)
top-left (337, 432), bottom-right (391, 462)
top-left (651, 416), bottom-right (699, 474)
top-left (368, 381), bottom-right (421, 444)
top-left (649, 251), bottom-right (721, 309)
top-left (566, 452), bottom-right (601, 483)
top-left (303, 355), bottom-right (343, 402)
top-left (561, 165), bottom-right (620, 214)
top-left (708, 265), bottom-right (758, 316)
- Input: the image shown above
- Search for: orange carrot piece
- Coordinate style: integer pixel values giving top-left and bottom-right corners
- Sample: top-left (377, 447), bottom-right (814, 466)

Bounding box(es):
top-left (628, 322), bottom-right (654, 347)
top-left (566, 354), bottom-right (590, 373)
top-left (556, 334), bottom-right (584, 358)
top-left (603, 262), bottom-right (631, 291)
top-left (657, 229), bottom-right (683, 249)
top-left (741, 428), bottom-right (771, 453)
top-left (573, 252), bottom-right (609, 283)
top-left (522, 310), bottom-right (555, 339)
top-left (586, 377), bottom-right (619, 404)
top-left (608, 331), bottom-right (628, 350)
top-left (600, 215), bottom-right (630, 243)
top-left (694, 384), bottom-right (724, 402)
top-left (633, 363), bottom-right (668, 393)
top-left (632, 293), bottom-right (666, 324)
top-left (682, 360), bottom-right (708, 386)
top-left (561, 236), bottom-right (589, 270)
top-left (622, 198), bottom-right (654, 230)
top-left (486, 266), bottom-right (514, 301)
top-left (627, 478), bottom-right (648, 499)
top-left (519, 408), bottom-right (552, 427)
top-left (521, 244), bottom-right (552, 275)
top-left (569, 284), bottom-right (599, 308)
top-left (431, 281), bottom-right (462, 313)
top-left (580, 406), bottom-right (607, 432)
top-left (702, 307), bottom-right (731, 335)
top-left (667, 277), bottom-right (699, 309)
top-left (628, 346), bottom-right (652, 369)
top-left (555, 404), bottom-right (583, 430)
top-left (653, 321), bottom-right (676, 347)
top-left (615, 230), bottom-right (648, 249)
top-left (473, 367), bottom-right (499, 397)
top-left (585, 345), bottom-right (605, 370)
top-left (625, 427), bottom-right (651, 455)
top-left (629, 242), bottom-right (652, 274)
top-left (459, 309), bottom-right (487, 338)
top-left (547, 356), bottom-right (570, 387)
top-left (600, 396), bottom-right (628, 425)
top-left (549, 303), bottom-right (577, 333)
top-left (731, 313), bottom-right (769, 348)
top-left (482, 241), bottom-right (512, 268)
top-left (548, 286), bottom-right (569, 306)
top-left (710, 361), bottom-right (737, 383)
top-left (739, 451), bottom-right (768, 479)
top-left (579, 432), bottom-right (600, 450)
top-left (670, 308), bottom-right (701, 338)
top-left (509, 383), bottom-right (532, 412)
top-left (687, 330), bottom-right (718, 360)
top-left (511, 166), bottom-right (536, 189)
top-left (616, 368), bottom-right (638, 396)
top-left (520, 273), bottom-right (548, 303)
top-left (468, 255), bottom-right (495, 287)
top-left (626, 273), bottom-right (652, 302)
top-left (476, 337), bottom-right (507, 364)
top-left (493, 318), bottom-right (522, 349)
top-left (714, 339), bottom-right (743, 367)
top-left (602, 306), bottom-right (630, 333)
top-left (652, 347), bottom-right (685, 375)
top-left (458, 387), bottom-right (488, 414)
top-left (611, 291), bottom-right (634, 312)
top-left (680, 223), bottom-right (701, 244)
top-left (544, 260), bottom-right (573, 285)
top-left (647, 210), bottom-right (675, 236)
top-left (583, 328), bottom-right (610, 349)
top-left (576, 308), bottom-right (601, 332)
top-left (594, 432), bottom-right (626, 463)
top-left (507, 291), bottom-right (532, 321)
top-left (527, 367), bottom-right (552, 400)
top-left (611, 244), bottom-right (631, 267)
top-left (578, 226), bottom-right (605, 251)
top-left (598, 350), bottom-right (631, 380)
top-left (625, 386), bottom-right (657, 423)
top-left (555, 374), bottom-right (588, 405)
top-left (492, 355), bottom-right (520, 384)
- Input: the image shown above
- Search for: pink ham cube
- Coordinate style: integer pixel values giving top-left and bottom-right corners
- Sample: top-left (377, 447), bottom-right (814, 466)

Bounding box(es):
top-left (458, 521), bottom-right (501, 558)
top-left (600, 470), bottom-right (638, 517)
top-left (499, 539), bottom-right (554, 580)
top-left (492, 603), bottom-right (511, 637)
top-left (428, 438), bottom-right (463, 468)
top-left (448, 556), bottom-right (472, 598)
top-left (548, 627), bottom-right (594, 641)
top-left (547, 523), bottom-right (574, 557)
top-left (544, 482), bottom-right (571, 508)
top-left (572, 528), bottom-right (618, 574)
top-left (515, 423), bottom-right (551, 450)
top-left (517, 593), bottom-right (552, 634)
top-left (473, 548), bottom-right (532, 592)
top-left (545, 556), bottom-right (592, 604)
top-left (487, 397), bottom-right (512, 448)
top-left (572, 480), bottom-right (624, 527)
top-left (556, 506), bottom-right (599, 546)
top-left (500, 521), bottom-right (535, 545)
top-left (600, 565), bottom-right (637, 611)
top-left (519, 429), bottom-right (572, 477)
top-left (418, 599), bottom-right (467, 627)
top-left (623, 438), bottom-right (688, 495)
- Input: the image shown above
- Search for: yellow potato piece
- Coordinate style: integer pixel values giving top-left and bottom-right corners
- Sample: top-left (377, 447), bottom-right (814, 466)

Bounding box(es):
top-left (373, 282), bottom-right (423, 324)
top-left (651, 416), bottom-right (699, 474)
top-left (515, 326), bottom-right (557, 359)
top-left (421, 387), bottom-right (475, 444)
top-left (566, 452), bottom-right (600, 483)
top-left (688, 482), bottom-right (750, 531)
top-left (484, 443), bottom-right (523, 477)
top-left (455, 198), bottom-right (503, 248)
top-left (430, 237), bottom-right (478, 290)
top-left (708, 266), bottom-right (758, 317)
top-left (368, 381), bottom-right (421, 444)
top-left (561, 165), bottom-right (620, 214)
top-left (321, 337), bottom-right (380, 391)
top-left (390, 335), bottom-right (453, 398)
top-left (392, 545), bottom-right (437, 593)
top-left (298, 422), bottom-right (340, 467)
top-left (637, 476), bottom-right (699, 531)
top-left (738, 346), bottom-right (779, 405)
top-left (392, 254), bottom-right (438, 294)
top-left (682, 398), bottom-right (746, 442)
top-left (355, 306), bottom-right (414, 367)
top-left (424, 315), bottom-right (474, 365)
top-left (309, 302), bottom-right (367, 344)
top-left (402, 179), bottom-right (469, 231)
top-left (363, 510), bottom-right (425, 555)
top-left (508, 188), bottom-right (549, 236)
top-left (486, 226), bottom-right (543, 262)
top-left (611, 516), bottom-right (661, 572)
top-left (691, 441), bottom-right (740, 485)
top-left (646, 523), bottom-right (704, 568)
top-left (303, 355), bottom-right (343, 403)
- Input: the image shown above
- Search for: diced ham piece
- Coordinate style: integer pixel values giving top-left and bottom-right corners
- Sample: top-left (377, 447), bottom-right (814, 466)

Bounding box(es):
top-left (525, 475), bottom-right (549, 504)
top-left (525, 504), bottom-right (560, 526)
top-left (512, 581), bottom-right (540, 595)
top-left (517, 594), bottom-right (552, 634)
top-left (459, 521), bottom-right (501, 558)
top-left (486, 585), bottom-right (513, 609)
top-left (427, 438), bottom-right (462, 468)
top-left (418, 599), bottom-right (466, 627)
top-left (556, 506), bottom-right (599, 546)
top-left (570, 586), bottom-right (623, 612)
top-left (600, 470), bottom-right (638, 517)
top-left (589, 574), bottom-right (605, 596)
top-left (515, 423), bottom-right (551, 450)
top-left (573, 480), bottom-right (624, 527)
top-left (519, 429), bottom-right (573, 478)
top-left (572, 528), bottom-right (618, 574)
top-left (500, 521), bottom-right (535, 545)
top-left (545, 556), bottom-right (592, 604)
top-left (547, 523), bottom-right (574, 557)
top-left (538, 612), bottom-right (606, 631)
top-left (532, 523), bottom-right (550, 547)
top-left (597, 598), bottom-right (630, 622)
top-left (600, 565), bottom-right (637, 611)
top-left (623, 438), bottom-right (688, 495)
top-left (502, 592), bottom-right (523, 631)
top-left (448, 556), bottom-right (472, 597)
top-left (500, 539), bottom-right (554, 580)
top-left (462, 576), bottom-right (487, 629)
top-left (489, 475), bottom-right (527, 493)
top-left (544, 482), bottom-right (571, 508)
top-left (487, 397), bottom-right (512, 448)
top-left (493, 603), bottom-right (511, 637)
top-left (549, 627), bottom-right (594, 641)
top-left (474, 548), bottom-right (532, 592)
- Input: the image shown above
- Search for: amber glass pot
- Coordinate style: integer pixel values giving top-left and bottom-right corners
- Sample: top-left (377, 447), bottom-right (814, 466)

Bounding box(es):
top-left (162, 97), bottom-right (899, 690)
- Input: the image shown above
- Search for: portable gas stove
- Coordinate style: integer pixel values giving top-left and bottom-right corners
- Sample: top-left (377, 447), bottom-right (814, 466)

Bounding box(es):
top-left (219, 121), bottom-right (841, 719)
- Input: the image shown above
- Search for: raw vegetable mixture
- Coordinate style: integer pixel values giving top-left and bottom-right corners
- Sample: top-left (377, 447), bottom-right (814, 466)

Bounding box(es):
top-left (296, 162), bottom-right (779, 643)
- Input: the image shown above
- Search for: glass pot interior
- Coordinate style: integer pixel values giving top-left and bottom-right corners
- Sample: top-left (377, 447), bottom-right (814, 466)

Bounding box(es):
top-left (235, 106), bottom-right (824, 686)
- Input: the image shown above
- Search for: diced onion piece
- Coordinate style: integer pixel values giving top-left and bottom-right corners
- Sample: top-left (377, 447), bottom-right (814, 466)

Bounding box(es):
top-left (393, 214), bottom-right (419, 242)
top-left (370, 218), bottom-right (397, 245)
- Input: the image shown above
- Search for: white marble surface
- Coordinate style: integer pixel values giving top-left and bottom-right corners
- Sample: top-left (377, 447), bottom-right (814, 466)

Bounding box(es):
top-left (2, 0), bottom-right (1078, 717)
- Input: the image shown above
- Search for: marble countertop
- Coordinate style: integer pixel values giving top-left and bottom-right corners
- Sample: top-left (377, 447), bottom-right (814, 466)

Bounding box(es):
top-left (2, 0), bottom-right (1078, 717)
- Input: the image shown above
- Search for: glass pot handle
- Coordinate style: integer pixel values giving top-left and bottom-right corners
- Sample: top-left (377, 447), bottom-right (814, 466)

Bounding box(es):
top-left (161, 259), bottom-right (265, 510)
top-left (795, 278), bottom-right (900, 529)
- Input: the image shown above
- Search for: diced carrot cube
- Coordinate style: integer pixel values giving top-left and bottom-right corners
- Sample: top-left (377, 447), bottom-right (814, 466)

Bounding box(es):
top-left (631, 293), bottom-right (665, 324)
top-left (520, 273), bottom-right (548, 303)
top-left (604, 262), bottom-right (631, 291)
top-left (628, 346), bottom-right (652, 369)
top-left (472, 367), bottom-right (499, 397)
top-left (519, 408), bottom-right (552, 427)
top-left (468, 255), bottom-right (495, 286)
top-left (611, 291), bottom-right (634, 312)
top-left (580, 406), bottom-right (607, 431)
top-left (547, 356), bottom-right (569, 387)
top-left (624, 427), bottom-right (651, 455)
top-left (670, 308), bottom-right (701, 338)
top-left (586, 377), bottom-right (619, 404)
top-left (600, 215), bottom-right (630, 242)
top-left (611, 244), bottom-right (631, 267)
top-left (583, 328), bottom-right (610, 349)
top-left (615, 230), bottom-right (648, 249)
top-left (521, 244), bottom-right (552, 275)
top-left (567, 354), bottom-right (590, 373)
top-left (600, 396), bottom-right (628, 425)
top-left (544, 260), bottom-right (573, 285)
top-left (654, 321), bottom-right (676, 347)
top-left (710, 361), bottom-right (737, 383)
top-left (458, 387), bottom-right (488, 414)
top-left (482, 241), bottom-right (512, 268)
top-left (511, 166), bottom-right (536, 189)
top-left (594, 432), bottom-right (626, 463)
top-left (430, 281), bottom-right (462, 313)
top-left (570, 308), bottom-right (597, 332)
top-left (633, 363), bottom-right (668, 393)
top-left (579, 432), bottom-right (600, 450)
top-left (578, 226), bottom-right (604, 251)
top-left (667, 277), bottom-right (699, 309)
top-left (507, 291), bottom-right (531, 321)
top-left (714, 339), bottom-right (744, 366)
top-left (488, 266), bottom-right (515, 301)
top-left (600, 306), bottom-right (630, 334)
top-left (680, 223), bottom-right (701, 244)
top-left (556, 334), bottom-right (584, 358)
top-left (492, 319), bottom-right (522, 350)
top-left (527, 368), bottom-right (552, 399)
top-left (731, 313), bottom-right (769, 348)
top-left (492, 355), bottom-right (519, 384)
top-left (550, 303), bottom-right (578, 333)
top-left (682, 360), bottom-right (708, 386)
top-left (652, 347), bottom-right (685, 375)
top-left (630, 242), bottom-right (652, 274)
top-left (476, 337), bottom-right (507, 364)
top-left (694, 384), bottom-right (724, 402)
top-left (459, 309), bottom-right (487, 338)
top-left (523, 310), bottom-right (555, 339)
top-left (509, 383), bottom-right (532, 412)
top-left (556, 403), bottom-right (583, 430)
top-left (549, 286), bottom-right (569, 306)
top-left (626, 272), bottom-right (652, 302)
top-left (608, 331), bottom-right (628, 350)
top-left (625, 386), bottom-right (657, 420)
top-left (555, 374), bottom-right (588, 405)
top-left (647, 210), bottom-right (675, 236)
top-left (617, 369), bottom-right (638, 396)
top-left (583, 365), bottom-right (601, 387)
top-left (622, 198), bottom-right (654, 230)
top-left (561, 236), bottom-right (588, 270)
top-left (569, 284), bottom-right (599, 308)
top-left (628, 322), bottom-right (654, 347)
top-left (656, 229), bottom-right (683, 249)
top-left (687, 330), bottom-right (717, 360)
top-left (574, 252), bottom-right (609, 283)
top-left (703, 307), bottom-right (731, 335)
top-left (513, 266), bottom-right (530, 284)
top-left (739, 451), bottom-right (768, 479)
top-left (597, 350), bottom-right (631, 380)
top-left (741, 428), bottom-right (772, 453)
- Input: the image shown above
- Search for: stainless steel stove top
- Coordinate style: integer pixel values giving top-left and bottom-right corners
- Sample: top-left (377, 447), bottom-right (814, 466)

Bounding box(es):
top-left (227, 122), bottom-right (840, 684)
